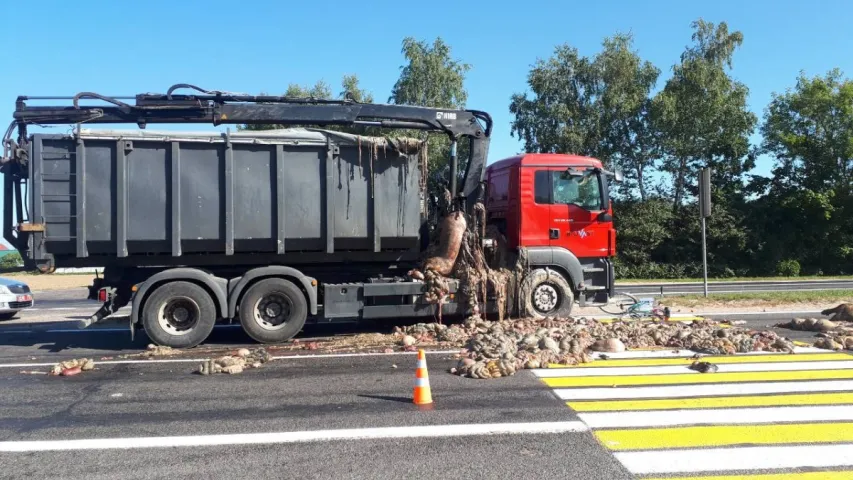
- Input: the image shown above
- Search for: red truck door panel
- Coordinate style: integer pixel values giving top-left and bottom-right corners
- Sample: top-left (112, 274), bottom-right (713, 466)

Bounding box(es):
top-left (533, 168), bottom-right (609, 258)
top-left (523, 166), bottom-right (552, 247)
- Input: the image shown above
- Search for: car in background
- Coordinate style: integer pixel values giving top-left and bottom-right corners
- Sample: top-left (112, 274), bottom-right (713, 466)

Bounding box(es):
top-left (0, 277), bottom-right (33, 320)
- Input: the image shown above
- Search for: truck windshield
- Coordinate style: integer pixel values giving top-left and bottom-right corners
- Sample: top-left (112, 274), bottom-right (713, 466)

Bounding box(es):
top-left (552, 171), bottom-right (602, 210)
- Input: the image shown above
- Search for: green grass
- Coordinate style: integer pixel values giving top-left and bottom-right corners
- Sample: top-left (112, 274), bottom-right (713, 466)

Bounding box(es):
top-left (619, 275), bottom-right (853, 284)
top-left (659, 289), bottom-right (853, 307)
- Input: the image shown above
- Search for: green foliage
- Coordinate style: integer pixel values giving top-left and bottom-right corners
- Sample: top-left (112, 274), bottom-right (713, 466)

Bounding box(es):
top-left (222, 25), bottom-right (853, 282)
top-left (651, 19), bottom-right (757, 208)
top-left (776, 259), bottom-right (801, 277)
top-left (751, 68), bottom-right (853, 275)
top-left (0, 252), bottom-right (22, 269)
top-left (238, 76), bottom-right (376, 135)
top-left (508, 33), bottom-right (660, 200)
top-left (389, 37), bottom-right (471, 196)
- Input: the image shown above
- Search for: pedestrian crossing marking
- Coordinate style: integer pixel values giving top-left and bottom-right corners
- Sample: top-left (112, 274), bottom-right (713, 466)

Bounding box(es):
top-left (644, 472), bottom-right (853, 480)
top-left (555, 352), bottom-right (850, 368)
top-left (541, 367), bottom-right (853, 387)
top-left (536, 360), bottom-right (853, 378)
top-left (597, 421), bottom-right (853, 450)
top-left (568, 391), bottom-right (853, 412)
top-left (532, 349), bottom-right (853, 477)
top-left (556, 379), bottom-right (853, 400)
top-left (579, 405), bottom-right (853, 428)
top-left (615, 444), bottom-right (853, 476)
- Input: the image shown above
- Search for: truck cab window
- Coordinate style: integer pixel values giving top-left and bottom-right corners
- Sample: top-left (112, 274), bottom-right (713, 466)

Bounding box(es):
top-left (552, 171), bottom-right (602, 210)
top-left (534, 170), bottom-right (551, 204)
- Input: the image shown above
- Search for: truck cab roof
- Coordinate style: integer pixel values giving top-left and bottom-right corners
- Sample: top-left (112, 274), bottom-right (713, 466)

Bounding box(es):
top-left (487, 153), bottom-right (604, 171)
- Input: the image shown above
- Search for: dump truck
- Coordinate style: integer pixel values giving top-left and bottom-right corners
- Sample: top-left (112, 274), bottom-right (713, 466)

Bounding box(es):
top-left (1, 84), bottom-right (621, 348)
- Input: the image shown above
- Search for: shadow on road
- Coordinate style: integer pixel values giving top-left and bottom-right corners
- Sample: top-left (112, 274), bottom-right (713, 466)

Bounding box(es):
top-left (0, 315), bottom-right (461, 357)
top-left (357, 394), bottom-right (413, 404)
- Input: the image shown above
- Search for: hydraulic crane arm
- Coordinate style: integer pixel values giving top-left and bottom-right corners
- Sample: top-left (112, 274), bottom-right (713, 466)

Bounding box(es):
top-left (5, 83), bottom-right (492, 199)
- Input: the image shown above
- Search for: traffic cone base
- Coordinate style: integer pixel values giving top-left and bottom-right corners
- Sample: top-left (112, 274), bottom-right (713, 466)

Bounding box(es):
top-left (413, 349), bottom-right (433, 405)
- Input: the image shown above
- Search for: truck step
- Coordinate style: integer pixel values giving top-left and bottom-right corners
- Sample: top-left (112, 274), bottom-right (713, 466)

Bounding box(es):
top-left (582, 285), bottom-right (607, 291)
top-left (583, 267), bottom-right (605, 273)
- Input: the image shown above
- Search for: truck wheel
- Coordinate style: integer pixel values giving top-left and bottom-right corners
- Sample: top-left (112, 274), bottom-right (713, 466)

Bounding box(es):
top-left (238, 278), bottom-right (307, 344)
top-left (520, 268), bottom-right (575, 318)
top-left (141, 281), bottom-right (217, 348)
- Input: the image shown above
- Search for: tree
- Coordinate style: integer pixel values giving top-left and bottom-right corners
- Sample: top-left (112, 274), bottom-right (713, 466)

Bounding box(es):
top-left (594, 33), bottom-right (661, 200)
top-left (651, 19), bottom-right (757, 209)
top-left (239, 76), bottom-right (374, 133)
top-left (389, 37), bottom-right (471, 196)
top-left (762, 69), bottom-right (853, 193)
top-left (508, 33), bottom-right (660, 200)
top-left (754, 69), bottom-right (853, 274)
top-left (509, 44), bottom-right (602, 157)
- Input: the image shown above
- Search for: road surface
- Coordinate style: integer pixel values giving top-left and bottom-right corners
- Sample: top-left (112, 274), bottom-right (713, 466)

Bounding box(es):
top-left (0, 289), bottom-right (851, 479)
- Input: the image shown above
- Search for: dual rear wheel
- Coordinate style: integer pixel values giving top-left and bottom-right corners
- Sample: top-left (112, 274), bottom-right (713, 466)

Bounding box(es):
top-left (141, 278), bottom-right (307, 348)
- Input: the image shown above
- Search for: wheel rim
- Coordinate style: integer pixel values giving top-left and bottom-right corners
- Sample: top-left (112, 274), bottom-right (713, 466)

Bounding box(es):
top-left (598, 292), bottom-right (640, 315)
top-left (252, 292), bottom-right (293, 331)
top-left (532, 283), bottom-right (560, 314)
top-left (157, 296), bottom-right (200, 336)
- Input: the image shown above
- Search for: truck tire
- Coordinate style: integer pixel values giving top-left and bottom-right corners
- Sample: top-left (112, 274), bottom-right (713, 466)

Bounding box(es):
top-left (238, 278), bottom-right (307, 344)
top-left (520, 268), bottom-right (575, 318)
top-left (141, 281), bottom-right (217, 348)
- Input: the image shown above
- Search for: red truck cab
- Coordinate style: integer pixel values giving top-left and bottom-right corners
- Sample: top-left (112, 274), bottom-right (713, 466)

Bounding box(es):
top-left (485, 153), bottom-right (619, 316)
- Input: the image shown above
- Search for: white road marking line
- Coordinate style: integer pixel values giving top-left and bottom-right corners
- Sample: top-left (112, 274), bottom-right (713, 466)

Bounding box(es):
top-left (0, 421), bottom-right (589, 452)
top-left (0, 324), bottom-right (242, 335)
top-left (533, 360), bottom-right (853, 378)
top-left (579, 405), bottom-right (853, 428)
top-left (615, 444), bottom-right (853, 475)
top-left (576, 346), bottom-right (822, 361)
top-left (582, 350), bottom-right (700, 359)
top-left (0, 349), bottom-right (461, 368)
top-left (698, 310), bottom-right (824, 316)
top-left (555, 380), bottom-right (853, 400)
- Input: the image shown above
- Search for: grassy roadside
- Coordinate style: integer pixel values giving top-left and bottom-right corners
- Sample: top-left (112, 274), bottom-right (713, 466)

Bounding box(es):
top-left (658, 289), bottom-right (853, 308)
top-left (619, 275), bottom-right (853, 284)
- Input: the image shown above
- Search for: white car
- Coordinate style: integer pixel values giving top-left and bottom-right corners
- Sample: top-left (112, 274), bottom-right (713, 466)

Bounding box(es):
top-left (0, 277), bottom-right (33, 320)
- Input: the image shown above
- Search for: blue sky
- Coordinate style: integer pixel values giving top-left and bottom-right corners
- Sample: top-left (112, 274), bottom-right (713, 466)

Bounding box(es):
top-left (2, 0), bottom-right (851, 177)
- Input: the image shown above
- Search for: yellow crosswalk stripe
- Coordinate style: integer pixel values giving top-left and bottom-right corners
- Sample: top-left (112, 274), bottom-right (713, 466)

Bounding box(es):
top-left (644, 471), bottom-right (853, 480)
top-left (542, 368), bottom-right (853, 388)
top-left (595, 422), bottom-right (853, 451)
top-left (568, 391), bottom-right (853, 412)
top-left (550, 352), bottom-right (851, 369)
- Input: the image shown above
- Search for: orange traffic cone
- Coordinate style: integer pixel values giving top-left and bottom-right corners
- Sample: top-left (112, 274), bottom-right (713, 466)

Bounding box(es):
top-left (413, 349), bottom-right (433, 405)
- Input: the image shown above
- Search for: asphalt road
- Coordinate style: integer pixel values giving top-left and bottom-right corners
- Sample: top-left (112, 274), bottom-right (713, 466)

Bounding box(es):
top-left (617, 278), bottom-right (853, 296)
top-left (0, 289), bottom-right (636, 480)
top-left (0, 288), bottom-right (841, 479)
top-left (0, 352), bottom-right (631, 480)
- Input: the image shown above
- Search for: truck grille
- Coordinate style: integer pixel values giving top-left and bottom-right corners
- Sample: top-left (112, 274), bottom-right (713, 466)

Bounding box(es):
top-left (7, 284), bottom-right (30, 294)
top-left (8, 301), bottom-right (32, 309)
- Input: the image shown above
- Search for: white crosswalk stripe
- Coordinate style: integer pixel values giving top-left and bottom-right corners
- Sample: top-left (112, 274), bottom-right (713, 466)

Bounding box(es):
top-left (532, 348), bottom-right (853, 479)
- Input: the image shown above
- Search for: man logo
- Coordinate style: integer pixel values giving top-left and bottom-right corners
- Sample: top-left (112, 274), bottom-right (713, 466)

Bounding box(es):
top-left (436, 112), bottom-right (457, 121)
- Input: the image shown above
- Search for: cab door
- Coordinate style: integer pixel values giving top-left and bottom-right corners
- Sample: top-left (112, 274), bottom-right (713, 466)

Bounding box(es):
top-left (537, 168), bottom-right (610, 258)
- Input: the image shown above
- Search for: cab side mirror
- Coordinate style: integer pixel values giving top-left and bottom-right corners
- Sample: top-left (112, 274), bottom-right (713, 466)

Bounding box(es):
top-left (614, 168), bottom-right (624, 183)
